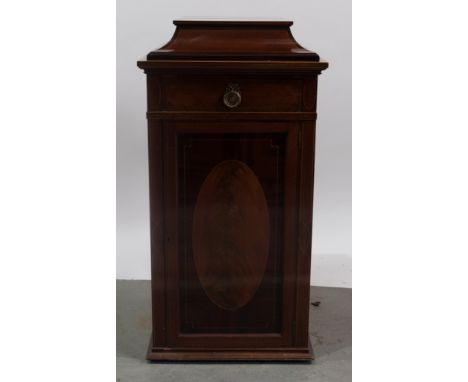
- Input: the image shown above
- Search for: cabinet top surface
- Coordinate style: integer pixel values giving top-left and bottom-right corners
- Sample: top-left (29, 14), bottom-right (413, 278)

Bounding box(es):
top-left (142, 19), bottom-right (322, 63)
top-left (172, 19), bottom-right (294, 27)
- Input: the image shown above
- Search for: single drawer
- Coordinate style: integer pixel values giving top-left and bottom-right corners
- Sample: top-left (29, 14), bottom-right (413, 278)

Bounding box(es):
top-left (159, 75), bottom-right (303, 112)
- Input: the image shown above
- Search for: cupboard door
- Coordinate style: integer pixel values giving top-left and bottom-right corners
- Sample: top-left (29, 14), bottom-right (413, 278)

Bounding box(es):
top-left (163, 120), bottom-right (300, 348)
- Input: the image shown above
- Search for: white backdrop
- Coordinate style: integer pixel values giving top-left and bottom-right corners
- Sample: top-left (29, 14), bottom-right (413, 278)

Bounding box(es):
top-left (117, 0), bottom-right (351, 287)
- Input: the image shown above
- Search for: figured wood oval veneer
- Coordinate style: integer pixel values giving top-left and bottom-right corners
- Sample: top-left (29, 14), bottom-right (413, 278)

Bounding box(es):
top-left (192, 160), bottom-right (270, 310)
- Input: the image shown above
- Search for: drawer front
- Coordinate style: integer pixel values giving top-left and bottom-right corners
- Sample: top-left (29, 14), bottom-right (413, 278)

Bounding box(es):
top-left (159, 75), bottom-right (303, 112)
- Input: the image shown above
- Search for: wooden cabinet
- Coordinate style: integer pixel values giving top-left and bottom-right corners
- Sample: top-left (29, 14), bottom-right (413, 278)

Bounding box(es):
top-left (137, 20), bottom-right (328, 361)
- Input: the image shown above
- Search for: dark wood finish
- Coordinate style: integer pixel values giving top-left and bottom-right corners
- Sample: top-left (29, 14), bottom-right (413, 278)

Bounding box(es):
top-left (138, 60), bottom-right (328, 73)
top-left (164, 121), bottom-right (296, 348)
top-left (192, 159), bottom-right (270, 311)
top-left (147, 20), bottom-right (319, 61)
top-left (146, 112), bottom-right (317, 121)
top-left (173, 19), bottom-right (294, 27)
top-left (137, 20), bottom-right (327, 361)
top-left (159, 76), bottom-right (303, 111)
top-left (146, 334), bottom-right (315, 361)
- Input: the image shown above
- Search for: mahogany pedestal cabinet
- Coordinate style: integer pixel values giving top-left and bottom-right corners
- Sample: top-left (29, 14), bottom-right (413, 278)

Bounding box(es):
top-left (137, 20), bottom-right (328, 361)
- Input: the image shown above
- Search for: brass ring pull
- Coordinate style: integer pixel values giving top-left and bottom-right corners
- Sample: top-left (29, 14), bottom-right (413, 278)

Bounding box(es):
top-left (223, 83), bottom-right (242, 108)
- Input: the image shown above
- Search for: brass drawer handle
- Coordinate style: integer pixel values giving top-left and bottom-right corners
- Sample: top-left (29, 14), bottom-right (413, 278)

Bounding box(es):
top-left (223, 83), bottom-right (242, 108)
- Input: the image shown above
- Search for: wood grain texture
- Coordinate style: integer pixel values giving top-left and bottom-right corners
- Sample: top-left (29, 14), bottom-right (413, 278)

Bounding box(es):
top-left (160, 76), bottom-right (302, 112)
top-left (146, 332), bottom-right (314, 361)
top-left (146, 20), bottom-right (319, 61)
top-left (147, 120), bottom-right (166, 348)
top-left (137, 19), bottom-right (328, 361)
top-left (173, 124), bottom-right (288, 340)
top-left (192, 160), bottom-right (270, 310)
top-left (146, 111), bottom-right (317, 121)
top-left (137, 60), bottom-right (328, 73)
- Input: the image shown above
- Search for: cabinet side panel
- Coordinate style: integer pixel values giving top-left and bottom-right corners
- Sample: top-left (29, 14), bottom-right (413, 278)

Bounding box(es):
top-left (294, 122), bottom-right (316, 346)
top-left (295, 76), bottom-right (318, 346)
top-left (148, 119), bottom-right (166, 347)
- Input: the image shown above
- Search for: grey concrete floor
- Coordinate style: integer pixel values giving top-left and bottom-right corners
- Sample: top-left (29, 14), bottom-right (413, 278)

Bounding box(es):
top-left (117, 280), bottom-right (351, 382)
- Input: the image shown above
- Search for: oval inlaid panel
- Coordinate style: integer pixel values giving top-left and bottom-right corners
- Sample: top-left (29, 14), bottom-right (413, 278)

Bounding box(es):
top-left (192, 160), bottom-right (270, 310)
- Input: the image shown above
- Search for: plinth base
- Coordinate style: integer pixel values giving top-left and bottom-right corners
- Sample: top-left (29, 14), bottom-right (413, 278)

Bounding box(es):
top-left (146, 335), bottom-right (314, 362)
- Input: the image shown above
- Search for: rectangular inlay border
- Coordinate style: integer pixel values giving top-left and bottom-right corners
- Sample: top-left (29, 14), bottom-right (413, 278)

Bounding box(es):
top-left (178, 133), bottom-right (286, 333)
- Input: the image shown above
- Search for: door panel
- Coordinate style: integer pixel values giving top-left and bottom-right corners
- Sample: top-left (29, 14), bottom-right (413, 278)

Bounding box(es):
top-left (163, 121), bottom-right (299, 348)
